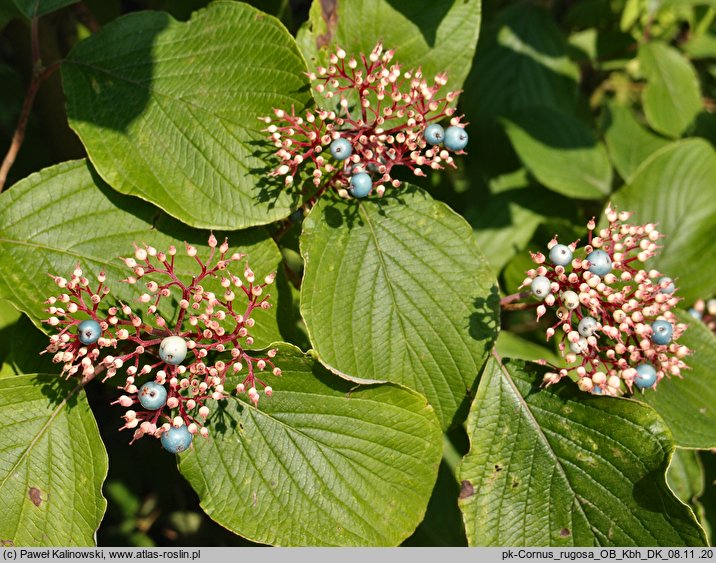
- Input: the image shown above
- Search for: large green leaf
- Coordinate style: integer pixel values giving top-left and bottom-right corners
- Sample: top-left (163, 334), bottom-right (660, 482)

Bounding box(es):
top-left (502, 107), bottom-right (612, 199)
top-left (178, 344), bottom-right (442, 546)
top-left (611, 139), bottom-right (716, 303)
top-left (668, 448), bottom-right (705, 507)
top-left (11, 0), bottom-right (76, 18)
top-left (0, 315), bottom-right (54, 378)
top-left (602, 101), bottom-right (670, 183)
top-left (297, 0), bottom-right (481, 94)
top-left (667, 448), bottom-right (710, 543)
top-left (468, 184), bottom-right (544, 273)
top-left (300, 187), bottom-right (500, 429)
top-left (639, 42), bottom-right (702, 138)
top-left (0, 374), bottom-right (107, 545)
top-left (458, 357), bottom-right (707, 546)
top-left (62, 2), bottom-right (311, 230)
top-left (495, 331), bottom-right (562, 367)
top-left (463, 4), bottom-right (580, 121)
top-left (0, 159), bottom-right (287, 349)
top-left (639, 309), bottom-right (716, 449)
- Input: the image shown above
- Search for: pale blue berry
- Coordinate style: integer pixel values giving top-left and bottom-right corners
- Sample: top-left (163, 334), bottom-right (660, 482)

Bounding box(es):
top-left (138, 382), bottom-right (168, 410)
top-left (688, 308), bottom-right (702, 321)
top-left (161, 425), bottom-right (193, 454)
top-left (586, 250), bottom-right (612, 276)
top-left (530, 275), bottom-right (551, 300)
top-left (634, 364), bottom-right (657, 389)
top-left (159, 336), bottom-right (187, 365)
top-left (423, 124), bottom-right (445, 145)
top-left (650, 320), bottom-right (673, 346)
top-left (77, 319), bottom-right (101, 345)
top-left (443, 126), bottom-right (468, 151)
top-left (549, 244), bottom-right (572, 266)
top-left (330, 138), bottom-right (352, 161)
top-left (658, 276), bottom-right (675, 294)
top-left (592, 385), bottom-right (603, 395)
top-left (349, 173), bottom-right (372, 198)
top-left (578, 316), bottom-right (598, 337)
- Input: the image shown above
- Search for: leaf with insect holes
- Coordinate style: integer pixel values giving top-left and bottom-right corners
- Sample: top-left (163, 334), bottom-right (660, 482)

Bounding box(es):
top-left (458, 357), bottom-right (707, 546)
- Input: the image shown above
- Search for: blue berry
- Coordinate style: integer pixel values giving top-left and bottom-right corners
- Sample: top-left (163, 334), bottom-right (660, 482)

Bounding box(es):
top-left (586, 250), bottom-right (612, 276)
top-left (423, 124), bottom-right (445, 145)
top-left (634, 364), bottom-right (657, 389)
top-left (658, 276), bottom-right (675, 294)
top-left (530, 275), bottom-right (551, 300)
top-left (138, 381), bottom-right (168, 410)
top-left (330, 138), bottom-right (352, 161)
top-left (349, 173), bottom-right (372, 198)
top-left (161, 425), bottom-right (193, 454)
top-left (578, 316), bottom-right (598, 337)
top-left (159, 336), bottom-right (187, 365)
top-left (650, 320), bottom-right (673, 346)
top-left (688, 308), bottom-right (702, 321)
top-left (549, 244), bottom-right (572, 266)
top-left (443, 126), bottom-right (468, 151)
top-left (592, 385), bottom-right (603, 395)
top-left (77, 319), bottom-right (101, 345)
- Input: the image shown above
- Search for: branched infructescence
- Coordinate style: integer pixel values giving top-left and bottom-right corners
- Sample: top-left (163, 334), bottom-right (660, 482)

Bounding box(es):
top-left (515, 204), bottom-right (690, 396)
top-left (261, 42), bottom-right (468, 201)
top-left (42, 235), bottom-right (280, 452)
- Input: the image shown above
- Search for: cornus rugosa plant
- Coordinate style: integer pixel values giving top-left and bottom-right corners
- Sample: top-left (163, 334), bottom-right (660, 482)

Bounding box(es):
top-left (260, 42), bottom-right (469, 200)
top-left (514, 205), bottom-right (691, 396)
top-left (41, 235), bottom-right (281, 452)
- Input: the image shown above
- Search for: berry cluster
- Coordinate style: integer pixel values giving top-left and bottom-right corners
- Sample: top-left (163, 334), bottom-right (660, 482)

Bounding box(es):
top-left (518, 205), bottom-right (690, 396)
top-left (42, 235), bottom-right (281, 453)
top-left (261, 42), bottom-right (469, 200)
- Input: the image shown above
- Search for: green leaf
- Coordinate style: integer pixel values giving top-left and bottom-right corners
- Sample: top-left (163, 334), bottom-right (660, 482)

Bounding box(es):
top-left (463, 4), bottom-right (580, 121)
top-left (501, 107), bottom-right (612, 199)
top-left (639, 42), bottom-right (702, 138)
top-left (178, 344), bottom-right (442, 546)
top-left (668, 448), bottom-right (705, 506)
top-left (467, 186), bottom-right (543, 273)
top-left (297, 0), bottom-right (481, 94)
top-left (0, 301), bottom-right (21, 350)
top-left (62, 2), bottom-right (312, 230)
top-left (0, 315), bottom-right (55, 378)
top-left (458, 357), bottom-right (707, 546)
top-left (639, 309), bottom-right (716, 449)
top-left (11, 0), bottom-right (76, 18)
top-left (300, 187), bottom-right (500, 429)
top-left (495, 331), bottom-right (562, 367)
top-left (611, 139), bottom-right (716, 303)
top-left (0, 159), bottom-right (288, 349)
top-left (0, 374), bottom-right (108, 545)
top-left (602, 101), bottom-right (670, 183)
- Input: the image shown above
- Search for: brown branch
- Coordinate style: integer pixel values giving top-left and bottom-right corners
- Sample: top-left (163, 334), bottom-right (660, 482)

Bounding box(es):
top-left (0, 62), bottom-right (60, 192)
top-left (0, 6), bottom-right (66, 193)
